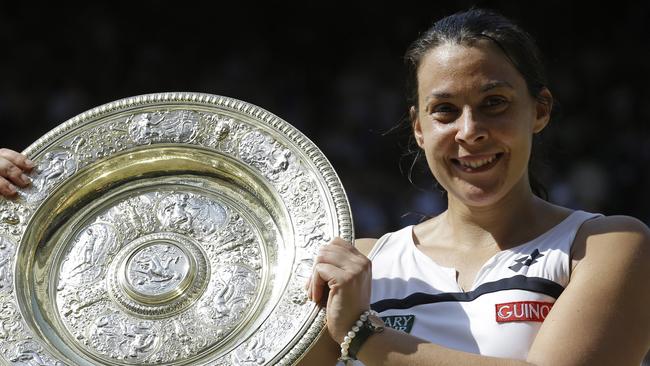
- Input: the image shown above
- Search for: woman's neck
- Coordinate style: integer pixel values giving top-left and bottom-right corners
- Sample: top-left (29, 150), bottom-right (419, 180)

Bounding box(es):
top-left (441, 181), bottom-right (550, 250)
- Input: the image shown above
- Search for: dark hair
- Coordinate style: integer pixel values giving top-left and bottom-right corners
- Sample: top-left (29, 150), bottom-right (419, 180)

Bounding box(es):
top-left (403, 8), bottom-right (551, 200)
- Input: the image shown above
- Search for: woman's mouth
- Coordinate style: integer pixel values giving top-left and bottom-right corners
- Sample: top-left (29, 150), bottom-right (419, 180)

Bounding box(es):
top-left (451, 153), bottom-right (503, 173)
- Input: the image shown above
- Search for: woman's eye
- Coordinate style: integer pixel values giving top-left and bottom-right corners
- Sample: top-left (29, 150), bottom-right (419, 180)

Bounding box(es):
top-left (484, 97), bottom-right (508, 108)
top-left (430, 103), bottom-right (457, 114)
top-left (427, 103), bottom-right (459, 123)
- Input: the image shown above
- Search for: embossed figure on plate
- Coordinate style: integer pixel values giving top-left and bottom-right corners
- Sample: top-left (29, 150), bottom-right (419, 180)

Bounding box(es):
top-left (107, 196), bottom-right (158, 241)
top-left (88, 313), bottom-right (159, 361)
top-left (238, 131), bottom-right (294, 181)
top-left (0, 237), bottom-right (14, 290)
top-left (34, 151), bottom-right (77, 190)
top-left (9, 340), bottom-right (45, 365)
top-left (23, 150), bottom-right (77, 202)
top-left (212, 116), bottom-right (232, 141)
top-left (59, 223), bottom-right (118, 289)
top-left (156, 193), bottom-right (227, 237)
top-left (202, 114), bottom-right (243, 153)
top-left (7, 339), bottom-right (64, 366)
top-left (126, 243), bottom-right (190, 297)
top-left (197, 265), bottom-right (258, 328)
top-left (128, 110), bottom-right (200, 145)
top-left (231, 336), bottom-right (266, 366)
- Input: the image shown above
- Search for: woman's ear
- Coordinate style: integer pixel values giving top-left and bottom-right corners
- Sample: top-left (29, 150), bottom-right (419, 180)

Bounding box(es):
top-left (533, 88), bottom-right (553, 134)
top-left (411, 106), bottom-right (425, 148)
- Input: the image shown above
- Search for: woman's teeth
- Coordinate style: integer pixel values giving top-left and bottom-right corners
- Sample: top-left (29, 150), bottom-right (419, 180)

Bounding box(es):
top-left (458, 155), bottom-right (497, 169)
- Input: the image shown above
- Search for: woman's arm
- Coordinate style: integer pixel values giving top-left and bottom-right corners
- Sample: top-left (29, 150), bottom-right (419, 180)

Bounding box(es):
top-left (308, 216), bottom-right (650, 366)
top-left (0, 148), bottom-right (33, 197)
top-left (526, 215), bottom-right (650, 365)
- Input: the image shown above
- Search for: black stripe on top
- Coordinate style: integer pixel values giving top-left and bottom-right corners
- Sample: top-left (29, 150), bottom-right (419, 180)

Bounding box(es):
top-left (371, 275), bottom-right (564, 313)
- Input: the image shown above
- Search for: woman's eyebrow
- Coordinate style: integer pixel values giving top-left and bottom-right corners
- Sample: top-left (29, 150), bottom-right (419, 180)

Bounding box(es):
top-left (481, 80), bottom-right (514, 92)
top-left (425, 91), bottom-right (453, 101)
top-left (424, 80), bottom-right (515, 102)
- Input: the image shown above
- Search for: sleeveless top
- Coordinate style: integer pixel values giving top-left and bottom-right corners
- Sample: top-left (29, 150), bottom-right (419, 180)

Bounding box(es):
top-left (344, 210), bottom-right (601, 365)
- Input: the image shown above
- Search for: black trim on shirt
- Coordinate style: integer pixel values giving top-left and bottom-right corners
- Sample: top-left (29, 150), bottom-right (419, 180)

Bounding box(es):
top-left (371, 275), bottom-right (564, 312)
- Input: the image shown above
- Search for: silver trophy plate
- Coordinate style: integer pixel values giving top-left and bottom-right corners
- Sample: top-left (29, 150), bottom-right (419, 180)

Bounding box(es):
top-left (0, 93), bottom-right (353, 365)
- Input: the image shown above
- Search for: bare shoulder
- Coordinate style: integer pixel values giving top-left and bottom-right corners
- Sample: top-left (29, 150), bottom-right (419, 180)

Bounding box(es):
top-left (581, 214), bottom-right (650, 234)
top-left (572, 214), bottom-right (650, 274)
top-left (576, 214), bottom-right (650, 248)
top-left (354, 238), bottom-right (379, 256)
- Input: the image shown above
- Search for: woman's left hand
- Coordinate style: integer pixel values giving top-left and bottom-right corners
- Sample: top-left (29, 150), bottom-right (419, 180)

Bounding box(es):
top-left (307, 237), bottom-right (373, 344)
top-left (0, 148), bottom-right (33, 197)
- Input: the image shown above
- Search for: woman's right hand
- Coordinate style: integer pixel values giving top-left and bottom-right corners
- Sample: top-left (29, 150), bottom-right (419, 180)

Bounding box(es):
top-left (0, 148), bottom-right (34, 197)
top-left (307, 237), bottom-right (373, 344)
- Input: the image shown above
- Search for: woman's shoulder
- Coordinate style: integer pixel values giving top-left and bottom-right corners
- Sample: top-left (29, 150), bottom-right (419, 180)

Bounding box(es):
top-left (353, 225), bottom-right (415, 256)
top-left (577, 214), bottom-right (650, 243)
top-left (572, 214), bottom-right (650, 273)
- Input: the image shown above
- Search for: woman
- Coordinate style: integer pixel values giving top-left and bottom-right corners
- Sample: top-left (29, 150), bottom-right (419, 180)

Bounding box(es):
top-left (1, 9), bottom-right (649, 366)
top-left (297, 8), bottom-right (650, 366)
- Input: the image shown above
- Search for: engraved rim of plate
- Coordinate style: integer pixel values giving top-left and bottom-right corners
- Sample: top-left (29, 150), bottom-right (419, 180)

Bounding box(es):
top-left (22, 93), bottom-right (352, 242)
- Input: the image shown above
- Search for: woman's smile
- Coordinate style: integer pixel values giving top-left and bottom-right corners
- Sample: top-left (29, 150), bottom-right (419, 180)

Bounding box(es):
top-left (451, 152), bottom-right (504, 173)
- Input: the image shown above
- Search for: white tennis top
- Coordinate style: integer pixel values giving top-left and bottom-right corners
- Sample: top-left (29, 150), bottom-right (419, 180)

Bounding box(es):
top-left (343, 210), bottom-right (601, 365)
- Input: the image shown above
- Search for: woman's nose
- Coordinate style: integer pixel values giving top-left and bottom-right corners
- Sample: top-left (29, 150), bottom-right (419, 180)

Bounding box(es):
top-left (455, 107), bottom-right (487, 144)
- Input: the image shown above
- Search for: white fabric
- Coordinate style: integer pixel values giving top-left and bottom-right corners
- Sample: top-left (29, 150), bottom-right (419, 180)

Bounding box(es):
top-left (342, 210), bottom-right (601, 365)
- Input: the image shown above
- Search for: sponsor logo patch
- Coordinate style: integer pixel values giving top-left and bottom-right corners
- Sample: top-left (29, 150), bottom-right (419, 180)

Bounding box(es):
top-left (381, 315), bottom-right (415, 333)
top-left (495, 301), bottom-right (553, 323)
top-left (509, 248), bottom-right (544, 272)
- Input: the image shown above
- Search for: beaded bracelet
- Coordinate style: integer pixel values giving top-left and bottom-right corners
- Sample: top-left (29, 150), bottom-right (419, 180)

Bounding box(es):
top-left (338, 309), bottom-right (378, 362)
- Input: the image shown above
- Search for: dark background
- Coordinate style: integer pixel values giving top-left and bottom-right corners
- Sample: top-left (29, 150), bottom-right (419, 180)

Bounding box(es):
top-left (1, 1), bottom-right (648, 238)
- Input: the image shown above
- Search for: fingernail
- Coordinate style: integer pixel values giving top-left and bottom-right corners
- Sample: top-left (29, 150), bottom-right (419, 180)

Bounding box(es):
top-left (25, 159), bottom-right (34, 168)
top-left (7, 184), bottom-right (16, 194)
top-left (21, 174), bottom-right (30, 184)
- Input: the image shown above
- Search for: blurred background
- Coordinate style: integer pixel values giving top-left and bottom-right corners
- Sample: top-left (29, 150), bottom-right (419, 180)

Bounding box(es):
top-left (1, 1), bottom-right (648, 238)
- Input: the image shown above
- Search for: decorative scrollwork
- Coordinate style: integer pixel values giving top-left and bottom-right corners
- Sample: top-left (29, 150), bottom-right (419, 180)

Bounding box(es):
top-left (1, 93), bottom-right (351, 365)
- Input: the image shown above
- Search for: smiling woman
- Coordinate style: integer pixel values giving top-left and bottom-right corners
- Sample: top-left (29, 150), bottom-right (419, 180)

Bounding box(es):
top-left (405, 8), bottom-right (553, 203)
top-left (297, 8), bottom-right (650, 366)
top-left (412, 39), bottom-right (550, 207)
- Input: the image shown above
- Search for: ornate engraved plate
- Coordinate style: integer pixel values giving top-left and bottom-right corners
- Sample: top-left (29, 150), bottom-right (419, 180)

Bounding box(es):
top-left (0, 93), bottom-right (353, 365)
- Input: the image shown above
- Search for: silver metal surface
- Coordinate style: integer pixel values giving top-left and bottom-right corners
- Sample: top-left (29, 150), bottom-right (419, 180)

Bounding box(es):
top-left (0, 93), bottom-right (353, 365)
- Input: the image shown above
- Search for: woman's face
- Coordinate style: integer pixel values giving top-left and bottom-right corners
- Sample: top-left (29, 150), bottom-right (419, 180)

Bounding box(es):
top-left (412, 40), bottom-right (551, 207)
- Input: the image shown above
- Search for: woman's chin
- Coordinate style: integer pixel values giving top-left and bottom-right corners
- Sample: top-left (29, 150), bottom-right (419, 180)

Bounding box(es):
top-left (451, 181), bottom-right (506, 207)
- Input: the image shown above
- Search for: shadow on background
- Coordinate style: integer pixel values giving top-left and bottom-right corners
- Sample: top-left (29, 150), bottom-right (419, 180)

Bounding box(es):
top-left (1, 1), bottom-right (648, 237)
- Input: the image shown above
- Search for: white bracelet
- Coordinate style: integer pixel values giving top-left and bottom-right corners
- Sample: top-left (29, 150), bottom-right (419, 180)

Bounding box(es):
top-left (338, 309), bottom-right (378, 362)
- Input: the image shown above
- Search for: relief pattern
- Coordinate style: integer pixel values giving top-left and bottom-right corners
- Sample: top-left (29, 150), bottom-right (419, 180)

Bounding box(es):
top-left (0, 99), bottom-right (340, 365)
top-left (54, 190), bottom-right (264, 363)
